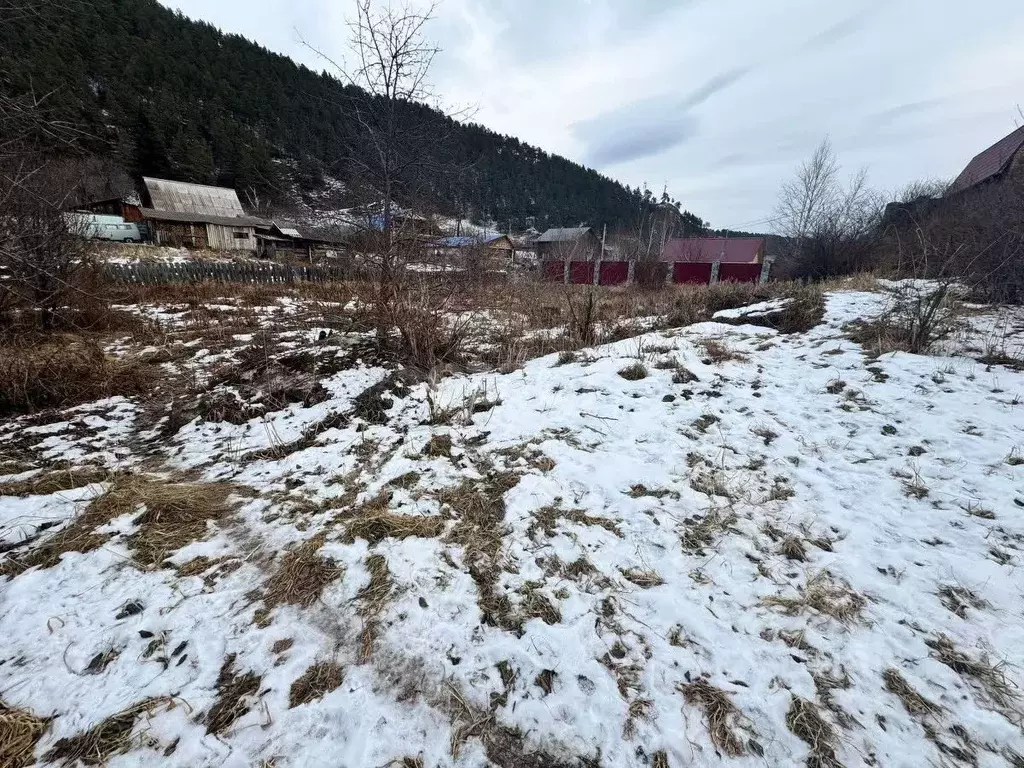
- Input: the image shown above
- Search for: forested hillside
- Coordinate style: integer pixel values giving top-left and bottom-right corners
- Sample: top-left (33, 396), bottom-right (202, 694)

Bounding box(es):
top-left (0, 0), bottom-right (695, 230)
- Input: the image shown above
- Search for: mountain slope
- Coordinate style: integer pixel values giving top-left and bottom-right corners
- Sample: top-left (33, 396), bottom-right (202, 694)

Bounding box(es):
top-left (1, 0), bottom-right (659, 229)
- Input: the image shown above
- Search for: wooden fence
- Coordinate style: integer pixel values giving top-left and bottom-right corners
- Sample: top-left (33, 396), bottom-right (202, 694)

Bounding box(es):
top-left (101, 260), bottom-right (349, 285)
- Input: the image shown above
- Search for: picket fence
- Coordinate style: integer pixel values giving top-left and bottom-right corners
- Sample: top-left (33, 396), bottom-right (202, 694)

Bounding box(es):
top-left (102, 260), bottom-right (349, 285)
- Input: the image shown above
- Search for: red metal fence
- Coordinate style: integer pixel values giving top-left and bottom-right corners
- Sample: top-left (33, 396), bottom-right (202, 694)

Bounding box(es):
top-left (569, 261), bottom-right (594, 284)
top-left (543, 261), bottom-right (564, 281)
top-left (542, 260), bottom-right (767, 286)
top-left (599, 261), bottom-right (629, 285)
top-left (673, 262), bottom-right (714, 285)
top-left (719, 263), bottom-right (762, 283)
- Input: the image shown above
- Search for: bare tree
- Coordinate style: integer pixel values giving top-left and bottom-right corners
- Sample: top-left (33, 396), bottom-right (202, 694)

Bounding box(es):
top-left (0, 86), bottom-right (93, 331)
top-left (774, 138), bottom-right (884, 278)
top-left (305, 1), bottom-right (468, 347)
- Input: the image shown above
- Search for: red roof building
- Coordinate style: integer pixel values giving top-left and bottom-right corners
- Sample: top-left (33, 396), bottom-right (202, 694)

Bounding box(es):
top-left (946, 125), bottom-right (1024, 196)
top-left (661, 237), bottom-right (765, 264)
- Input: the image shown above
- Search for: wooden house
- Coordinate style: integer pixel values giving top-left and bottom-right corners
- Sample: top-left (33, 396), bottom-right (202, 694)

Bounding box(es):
top-left (139, 177), bottom-right (269, 251)
top-left (535, 227), bottom-right (601, 262)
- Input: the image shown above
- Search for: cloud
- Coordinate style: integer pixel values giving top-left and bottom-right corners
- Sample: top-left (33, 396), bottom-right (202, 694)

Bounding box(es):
top-left (803, 7), bottom-right (878, 50)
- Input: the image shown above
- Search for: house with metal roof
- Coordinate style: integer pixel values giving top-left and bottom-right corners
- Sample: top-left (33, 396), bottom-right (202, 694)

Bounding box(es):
top-left (946, 126), bottom-right (1024, 197)
top-left (535, 227), bottom-right (601, 261)
top-left (139, 177), bottom-right (270, 251)
top-left (661, 237), bottom-right (765, 264)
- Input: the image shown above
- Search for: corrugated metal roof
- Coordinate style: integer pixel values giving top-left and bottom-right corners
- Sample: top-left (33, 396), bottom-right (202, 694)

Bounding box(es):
top-left (947, 126), bottom-right (1024, 196)
top-left (140, 208), bottom-right (270, 228)
top-left (142, 177), bottom-right (248, 218)
top-left (536, 227), bottom-right (592, 243)
top-left (661, 237), bottom-right (764, 264)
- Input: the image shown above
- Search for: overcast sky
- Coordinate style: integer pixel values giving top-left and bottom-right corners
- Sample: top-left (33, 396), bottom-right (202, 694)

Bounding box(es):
top-left (161, 0), bottom-right (1024, 230)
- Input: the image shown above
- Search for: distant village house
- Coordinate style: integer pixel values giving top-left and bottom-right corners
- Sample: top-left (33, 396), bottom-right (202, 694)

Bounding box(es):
top-left (535, 227), bottom-right (601, 262)
top-left (138, 177), bottom-right (269, 251)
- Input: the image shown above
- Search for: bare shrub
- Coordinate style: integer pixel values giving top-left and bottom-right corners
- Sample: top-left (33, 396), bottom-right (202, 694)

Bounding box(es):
top-left (849, 282), bottom-right (960, 356)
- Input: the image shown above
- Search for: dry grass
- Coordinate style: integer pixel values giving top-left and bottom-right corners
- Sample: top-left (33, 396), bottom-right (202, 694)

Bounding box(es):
top-left (699, 339), bottom-right (745, 364)
top-left (0, 337), bottom-right (155, 417)
top-left (679, 679), bottom-right (747, 757)
top-left (441, 474), bottom-right (522, 634)
top-left (786, 696), bottom-right (841, 768)
top-left (44, 698), bottom-right (170, 766)
top-left (0, 700), bottom-right (50, 768)
top-left (424, 434), bottom-right (453, 458)
top-left (762, 571), bottom-right (866, 623)
top-left (0, 474), bottom-right (235, 576)
top-left (121, 477), bottom-right (242, 568)
top-left (883, 668), bottom-right (941, 717)
top-left (619, 567), bottom-right (665, 588)
top-left (527, 505), bottom-right (621, 540)
top-left (342, 493), bottom-right (446, 545)
top-left (780, 536), bottom-right (808, 562)
top-left (262, 534), bottom-right (343, 611)
top-left (937, 584), bottom-right (989, 619)
top-left (925, 634), bottom-right (1020, 710)
top-left (618, 362), bottom-right (649, 381)
top-left (205, 654), bottom-right (261, 735)
top-left (680, 508), bottom-right (737, 552)
top-left (0, 467), bottom-right (110, 497)
top-left (357, 553), bottom-right (395, 661)
top-left (289, 661), bottom-right (344, 707)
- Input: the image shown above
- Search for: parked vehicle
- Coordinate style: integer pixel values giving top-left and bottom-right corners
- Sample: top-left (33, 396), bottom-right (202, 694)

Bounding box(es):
top-left (66, 212), bottom-right (144, 243)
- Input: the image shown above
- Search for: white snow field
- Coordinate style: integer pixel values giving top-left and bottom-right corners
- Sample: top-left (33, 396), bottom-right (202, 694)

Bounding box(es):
top-left (2, 286), bottom-right (1024, 767)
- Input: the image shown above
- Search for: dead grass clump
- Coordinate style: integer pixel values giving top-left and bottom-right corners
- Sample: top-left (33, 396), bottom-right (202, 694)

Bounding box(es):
top-left (0, 700), bottom-right (51, 768)
top-left (0, 467), bottom-right (109, 498)
top-left (651, 750), bottom-right (669, 768)
top-left (263, 534), bottom-right (343, 610)
top-left (679, 679), bottom-right (746, 757)
top-left (681, 509), bottom-right (737, 553)
top-left (119, 477), bottom-right (241, 568)
top-left (925, 634), bottom-right (1019, 710)
top-left (289, 661), bottom-right (344, 707)
top-left (343, 501), bottom-right (446, 545)
top-left (0, 338), bottom-right (155, 417)
top-left (205, 654), bottom-right (261, 735)
top-left (424, 434), bottom-right (453, 458)
top-left (671, 366), bottom-right (699, 384)
top-left (357, 553), bottom-right (395, 661)
top-left (883, 668), bottom-right (941, 717)
top-left (691, 413), bottom-right (719, 433)
top-left (937, 585), bottom-right (989, 619)
top-left (699, 339), bottom-right (745, 365)
top-left (518, 582), bottom-right (561, 625)
top-left (0, 475), bottom-right (209, 576)
top-left (44, 698), bottom-right (168, 766)
top-left (786, 696), bottom-right (841, 768)
top-left (618, 362), bottom-right (649, 381)
top-left (689, 472), bottom-right (732, 500)
top-left (527, 505), bottom-right (621, 540)
top-left (620, 567), bottom-right (665, 588)
top-left (763, 572), bottom-right (866, 624)
top-left (442, 475), bottom-right (521, 634)
top-left (780, 536), bottom-right (808, 562)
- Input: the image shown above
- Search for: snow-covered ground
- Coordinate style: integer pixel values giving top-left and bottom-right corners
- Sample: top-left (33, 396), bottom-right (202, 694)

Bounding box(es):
top-left (3, 287), bottom-right (1024, 767)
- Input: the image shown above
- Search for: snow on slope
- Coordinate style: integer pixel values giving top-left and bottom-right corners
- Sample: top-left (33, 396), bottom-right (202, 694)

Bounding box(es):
top-left (2, 289), bottom-right (1024, 767)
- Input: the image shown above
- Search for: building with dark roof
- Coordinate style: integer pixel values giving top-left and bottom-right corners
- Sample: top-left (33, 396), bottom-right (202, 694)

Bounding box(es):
top-left (535, 227), bottom-right (601, 261)
top-left (946, 126), bottom-right (1024, 197)
top-left (661, 237), bottom-right (765, 264)
top-left (139, 177), bottom-right (269, 251)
